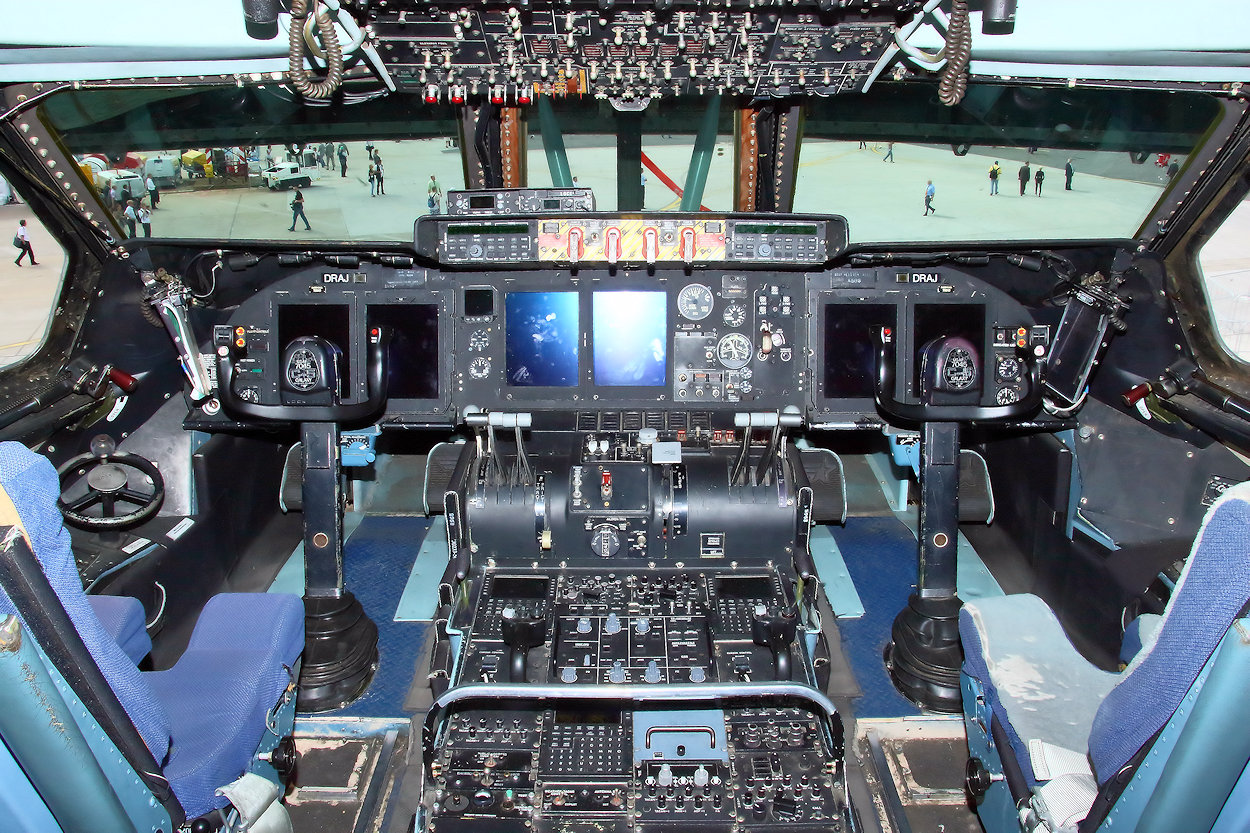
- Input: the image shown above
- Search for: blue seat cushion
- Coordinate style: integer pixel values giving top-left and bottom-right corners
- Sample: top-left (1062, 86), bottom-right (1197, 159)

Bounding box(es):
top-left (1088, 482), bottom-right (1250, 783)
top-left (147, 593), bottom-right (304, 819)
top-left (89, 595), bottom-right (151, 664)
top-left (961, 594), bottom-right (1118, 786)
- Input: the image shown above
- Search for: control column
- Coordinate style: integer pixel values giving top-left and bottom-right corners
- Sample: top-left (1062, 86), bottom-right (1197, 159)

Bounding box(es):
top-left (296, 422), bottom-right (379, 711)
top-left (875, 328), bottom-right (1045, 712)
top-left (886, 421), bottom-right (963, 712)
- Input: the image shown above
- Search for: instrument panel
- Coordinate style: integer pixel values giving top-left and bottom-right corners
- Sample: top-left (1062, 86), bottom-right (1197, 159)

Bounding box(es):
top-left (203, 214), bottom-right (1047, 430)
top-left (416, 213), bottom-right (844, 267)
top-left (364, 3), bottom-right (920, 103)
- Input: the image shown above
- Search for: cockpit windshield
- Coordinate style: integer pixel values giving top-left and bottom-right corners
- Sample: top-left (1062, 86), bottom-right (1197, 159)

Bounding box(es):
top-left (39, 80), bottom-right (1222, 244)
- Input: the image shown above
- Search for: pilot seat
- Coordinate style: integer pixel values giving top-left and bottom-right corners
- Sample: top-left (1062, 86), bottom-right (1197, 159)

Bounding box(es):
top-left (0, 441), bottom-right (304, 825)
top-left (960, 480), bottom-right (1250, 831)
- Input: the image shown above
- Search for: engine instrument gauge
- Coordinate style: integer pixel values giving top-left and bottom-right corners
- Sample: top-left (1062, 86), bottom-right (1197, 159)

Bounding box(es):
top-left (469, 329), bottom-right (491, 351)
top-left (468, 357), bottom-right (492, 379)
top-left (678, 284), bottom-right (714, 321)
top-left (722, 303), bottom-right (746, 328)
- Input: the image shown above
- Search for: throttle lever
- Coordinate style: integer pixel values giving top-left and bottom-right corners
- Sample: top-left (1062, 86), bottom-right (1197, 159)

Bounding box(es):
top-left (500, 606), bottom-right (548, 683)
top-left (751, 604), bottom-right (798, 681)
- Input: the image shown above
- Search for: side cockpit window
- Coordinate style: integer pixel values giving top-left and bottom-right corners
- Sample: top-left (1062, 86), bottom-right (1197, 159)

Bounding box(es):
top-left (1, 182), bottom-right (66, 369)
top-left (1197, 196), bottom-right (1250, 361)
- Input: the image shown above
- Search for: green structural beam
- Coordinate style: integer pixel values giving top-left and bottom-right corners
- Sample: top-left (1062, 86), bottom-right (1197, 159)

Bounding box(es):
top-left (617, 111), bottom-right (644, 210)
top-left (680, 95), bottom-right (722, 212)
top-left (538, 97), bottom-right (573, 188)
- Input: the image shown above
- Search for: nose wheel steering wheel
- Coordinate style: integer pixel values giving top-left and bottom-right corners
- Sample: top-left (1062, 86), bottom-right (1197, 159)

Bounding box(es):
top-left (56, 438), bottom-right (164, 531)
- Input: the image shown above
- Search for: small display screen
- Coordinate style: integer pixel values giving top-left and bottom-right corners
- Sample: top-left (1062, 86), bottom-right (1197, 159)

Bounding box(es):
top-left (716, 575), bottom-right (775, 599)
top-left (592, 291), bottom-right (667, 387)
top-left (492, 576), bottom-right (550, 599)
top-left (468, 195), bottom-right (495, 209)
top-left (505, 292), bottom-right (580, 387)
top-left (278, 304), bottom-right (351, 386)
top-left (554, 708), bottom-right (624, 725)
top-left (734, 223), bottom-right (819, 236)
top-left (913, 304), bottom-right (986, 387)
top-left (823, 304), bottom-right (896, 399)
top-left (366, 304), bottom-right (439, 399)
top-left (542, 198), bottom-right (560, 209)
top-left (464, 287), bottom-right (494, 318)
top-left (447, 222), bottom-right (529, 236)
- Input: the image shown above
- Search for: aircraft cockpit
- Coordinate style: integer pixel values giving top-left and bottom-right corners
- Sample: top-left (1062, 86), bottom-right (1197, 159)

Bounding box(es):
top-left (1, 3), bottom-right (1250, 833)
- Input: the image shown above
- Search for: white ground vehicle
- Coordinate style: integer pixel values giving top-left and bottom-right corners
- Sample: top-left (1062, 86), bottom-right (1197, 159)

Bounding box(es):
top-left (261, 162), bottom-right (316, 190)
top-left (143, 155), bottom-right (181, 188)
top-left (96, 169), bottom-right (146, 203)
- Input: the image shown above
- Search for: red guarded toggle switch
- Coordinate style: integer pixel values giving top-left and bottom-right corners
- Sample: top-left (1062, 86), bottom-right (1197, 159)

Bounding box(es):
top-left (605, 227), bottom-right (622, 265)
top-left (643, 227), bottom-right (658, 265)
top-left (680, 227), bottom-right (697, 263)
top-left (600, 470), bottom-right (613, 500)
top-left (569, 227), bottom-right (584, 262)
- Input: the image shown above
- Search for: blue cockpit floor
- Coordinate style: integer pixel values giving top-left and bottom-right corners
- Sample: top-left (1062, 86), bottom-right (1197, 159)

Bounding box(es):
top-left (335, 515), bottom-right (433, 718)
top-left (832, 515), bottom-right (927, 719)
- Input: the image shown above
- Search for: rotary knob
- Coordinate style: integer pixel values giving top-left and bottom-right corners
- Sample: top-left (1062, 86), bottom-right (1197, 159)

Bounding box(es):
top-left (590, 523), bottom-right (621, 557)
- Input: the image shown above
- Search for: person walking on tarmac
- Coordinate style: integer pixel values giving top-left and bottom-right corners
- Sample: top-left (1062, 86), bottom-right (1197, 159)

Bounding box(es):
top-left (289, 189), bottom-right (310, 231)
top-left (988, 161), bottom-right (1001, 195)
top-left (923, 180), bottom-right (936, 215)
top-left (1018, 162), bottom-right (1031, 196)
top-left (1034, 167), bottom-right (1046, 196)
top-left (13, 219), bottom-right (38, 266)
top-left (338, 142), bottom-right (349, 177)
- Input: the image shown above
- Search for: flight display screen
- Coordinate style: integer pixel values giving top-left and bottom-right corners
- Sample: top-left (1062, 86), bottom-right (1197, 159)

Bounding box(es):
top-left (505, 292), bottom-right (580, 387)
top-left (366, 304), bottom-right (439, 399)
top-left (823, 303), bottom-right (897, 399)
top-left (592, 291), bottom-right (667, 386)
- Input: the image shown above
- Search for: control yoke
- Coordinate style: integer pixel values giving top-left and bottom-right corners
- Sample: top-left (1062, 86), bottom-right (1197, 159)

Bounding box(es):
top-left (874, 329), bottom-right (1044, 422)
top-left (216, 329), bottom-right (390, 422)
